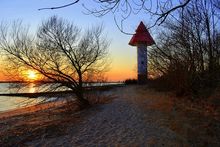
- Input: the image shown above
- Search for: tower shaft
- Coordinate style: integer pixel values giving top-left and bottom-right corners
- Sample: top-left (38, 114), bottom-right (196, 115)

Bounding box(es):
top-left (137, 44), bottom-right (147, 83)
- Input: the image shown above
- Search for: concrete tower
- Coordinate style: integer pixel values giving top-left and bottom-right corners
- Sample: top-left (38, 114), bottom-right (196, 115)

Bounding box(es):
top-left (129, 21), bottom-right (155, 84)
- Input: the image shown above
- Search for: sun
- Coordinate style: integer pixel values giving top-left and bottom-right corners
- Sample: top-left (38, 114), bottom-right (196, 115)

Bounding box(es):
top-left (26, 70), bottom-right (38, 81)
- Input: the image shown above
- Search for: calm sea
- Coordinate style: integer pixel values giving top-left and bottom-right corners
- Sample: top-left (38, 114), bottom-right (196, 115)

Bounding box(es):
top-left (0, 82), bottom-right (122, 112)
top-left (0, 83), bottom-right (47, 112)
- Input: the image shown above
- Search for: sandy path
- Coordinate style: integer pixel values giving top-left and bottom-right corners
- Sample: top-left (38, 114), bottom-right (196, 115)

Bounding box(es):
top-left (29, 86), bottom-right (188, 146)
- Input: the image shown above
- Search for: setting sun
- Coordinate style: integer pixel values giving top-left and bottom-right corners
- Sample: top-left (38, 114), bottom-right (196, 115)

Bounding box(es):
top-left (26, 70), bottom-right (39, 81)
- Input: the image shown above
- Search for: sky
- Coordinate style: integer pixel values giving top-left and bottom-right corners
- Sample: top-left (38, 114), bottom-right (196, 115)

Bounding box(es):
top-left (0, 0), bottom-right (157, 82)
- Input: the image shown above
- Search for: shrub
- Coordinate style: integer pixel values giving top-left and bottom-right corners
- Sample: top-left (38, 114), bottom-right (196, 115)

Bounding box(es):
top-left (124, 79), bottom-right (137, 85)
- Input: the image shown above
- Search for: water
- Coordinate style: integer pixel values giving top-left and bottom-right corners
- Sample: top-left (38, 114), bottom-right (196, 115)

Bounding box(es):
top-left (0, 82), bottom-right (123, 112)
top-left (0, 83), bottom-right (46, 112)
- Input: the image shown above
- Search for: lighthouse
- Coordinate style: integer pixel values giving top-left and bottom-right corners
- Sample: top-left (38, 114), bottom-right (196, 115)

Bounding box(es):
top-left (129, 21), bottom-right (155, 84)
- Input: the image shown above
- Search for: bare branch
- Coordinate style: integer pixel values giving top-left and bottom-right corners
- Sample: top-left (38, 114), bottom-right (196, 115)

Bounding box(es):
top-left (38, 0), bottom-right (80, 10)
top-left (38, 0), bottom-right (194, 34)
top-left (155, 0), bottom-right (191, 25)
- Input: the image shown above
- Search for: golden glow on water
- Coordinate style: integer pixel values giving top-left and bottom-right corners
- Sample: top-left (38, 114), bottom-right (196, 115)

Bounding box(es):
top-left (0, 96), bottom-right (42, 112)
top-left (28, 83), bottom-right (36, 93)
top-left (0, 83), bottom-right (43, 112)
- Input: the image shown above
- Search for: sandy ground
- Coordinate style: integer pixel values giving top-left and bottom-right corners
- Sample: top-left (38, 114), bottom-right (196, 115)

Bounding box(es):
top-left (0, 101), bottom-right (66, 119)
top-left (0, 85), bottom-right (219, 146)
top-left (30, 86), bottom-right (186, 147)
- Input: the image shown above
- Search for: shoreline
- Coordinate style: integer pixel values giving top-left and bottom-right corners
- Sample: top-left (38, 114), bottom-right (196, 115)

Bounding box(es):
top-left (0, 84), bottom-right (120, 120)
top-left (0, 84), bottom-right (124, 98)
top-left (0, 84), bottom-right (124, 118)
top-left (0, 100), bottom-right (66, 119)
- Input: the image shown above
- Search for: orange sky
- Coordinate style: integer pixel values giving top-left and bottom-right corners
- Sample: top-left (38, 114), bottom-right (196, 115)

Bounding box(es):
top-left (106, 51), bottom-right (137, 81)
top-left (0, 46), bottom-right (138, 82)
top-left (0, 26), bottom-right (139, 82)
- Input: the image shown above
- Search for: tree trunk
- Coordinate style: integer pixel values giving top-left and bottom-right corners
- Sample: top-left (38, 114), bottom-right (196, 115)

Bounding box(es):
top-left (205, 13), bottom-right (214, 73)
top-left (76, 90), bottom-right (90, 109)
top-left (76, 71), bottom-right (90, 109)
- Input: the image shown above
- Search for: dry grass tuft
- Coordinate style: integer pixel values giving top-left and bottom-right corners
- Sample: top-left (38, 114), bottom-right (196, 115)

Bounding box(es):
top-left (130, 85), bottom-right (220, 146)
top-left (86, 91), bottom-right (116, 105)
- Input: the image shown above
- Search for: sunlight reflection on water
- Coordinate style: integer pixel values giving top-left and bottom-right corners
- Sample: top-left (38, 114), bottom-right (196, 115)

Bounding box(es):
top-left (0, 96), bottom-right (43, 112)
top-left (0, 83), bottom-right (44, 112)
top-left (0, 82), bottom-right (123, 112)
top-left (28, 83), bottom-right (36, 93)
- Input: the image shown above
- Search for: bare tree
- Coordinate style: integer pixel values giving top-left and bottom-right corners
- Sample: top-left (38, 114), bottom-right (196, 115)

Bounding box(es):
top-left (38, 0), bottom-right (220, 34)
top-left (0, 16), bottom-right (110, 108)
top-left (149, 0), bottom-right (220, 96)
top-left (38, 0), bottom-right (193, 34)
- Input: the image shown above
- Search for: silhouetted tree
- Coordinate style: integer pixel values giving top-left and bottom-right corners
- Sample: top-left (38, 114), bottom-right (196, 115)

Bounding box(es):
top-left (149, 0), bottom-right (220, 96)
top-left (39, 0), bottom-right (220, 33)
top-left (0, 16), bottom-right (110, 108)
top-left (39, 0), bottom-right (192, 33)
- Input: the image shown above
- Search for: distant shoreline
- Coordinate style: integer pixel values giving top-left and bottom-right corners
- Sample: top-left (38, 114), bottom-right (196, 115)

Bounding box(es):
top-left (0, 83), bottom-right (125, 98)
top-left (0, 90), bottom-right (75, 98)
top-left (0, 81), bottom-right (124, 84)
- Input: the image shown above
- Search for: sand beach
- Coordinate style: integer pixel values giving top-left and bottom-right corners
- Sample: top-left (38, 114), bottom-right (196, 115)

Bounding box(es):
top-left (0, 85), bottom-right (219, 146)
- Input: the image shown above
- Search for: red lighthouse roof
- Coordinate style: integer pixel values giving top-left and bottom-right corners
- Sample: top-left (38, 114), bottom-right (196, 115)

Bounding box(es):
top-left (129, 21), bottom-right (155, 46)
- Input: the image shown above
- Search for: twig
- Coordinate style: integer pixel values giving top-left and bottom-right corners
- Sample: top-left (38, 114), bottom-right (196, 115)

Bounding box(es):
top-left (38, 0), bottom-right (80, 10)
